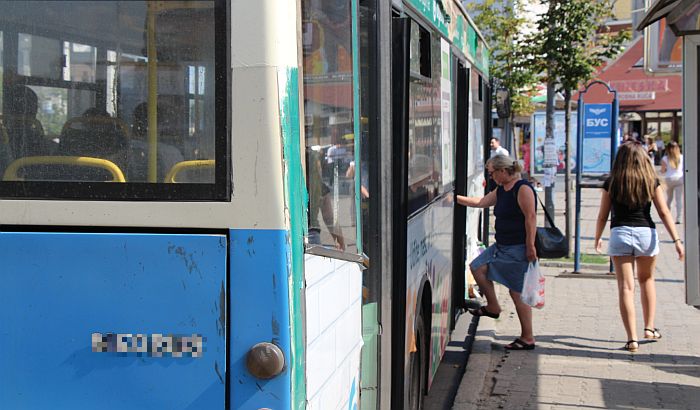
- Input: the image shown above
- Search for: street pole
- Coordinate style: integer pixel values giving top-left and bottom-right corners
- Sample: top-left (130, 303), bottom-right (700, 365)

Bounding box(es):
top-left (544, 78), bottom-right (556, 228)
top-left (574, 95), bottom-right (583, 273)
top-left (564, 91), bottom-right (572, 257)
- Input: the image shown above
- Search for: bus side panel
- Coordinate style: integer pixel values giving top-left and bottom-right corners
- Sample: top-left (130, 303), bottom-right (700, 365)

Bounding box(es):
top-left (0, 232), bottom-right (226, 409)
top-left (405, 198), bottom-right (454, 391)
top-left (304, 254), bottom-right (363, 409)
top-left (229, 229), bottom-right (292, 408)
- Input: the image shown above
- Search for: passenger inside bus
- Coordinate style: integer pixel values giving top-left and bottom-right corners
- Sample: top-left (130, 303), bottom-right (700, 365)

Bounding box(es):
top-left (54, 108), bottom-right (129, 181)
top-left (3, 84), bottom-right (49, 160)
top-left (129, 102), bottom-right (185, 182)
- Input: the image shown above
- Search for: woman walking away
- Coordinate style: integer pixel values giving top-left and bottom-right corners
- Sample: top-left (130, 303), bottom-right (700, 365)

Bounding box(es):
top-left (660, 141), bottom-right (684, 224)
top-left (594, 142), bottom-right (684, 353)
top-left (456, 155), bottom-right (538, 350)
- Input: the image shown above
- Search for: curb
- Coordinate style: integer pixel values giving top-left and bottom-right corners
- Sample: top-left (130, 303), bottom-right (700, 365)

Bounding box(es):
top-left (539, 261), bottom-right (609, 271)
top-left (452, 315), bottom-right (494, 409)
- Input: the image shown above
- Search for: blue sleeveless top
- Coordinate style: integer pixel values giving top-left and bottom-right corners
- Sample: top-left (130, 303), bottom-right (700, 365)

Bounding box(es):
top-left (494, 179), bottom-right (536, 245)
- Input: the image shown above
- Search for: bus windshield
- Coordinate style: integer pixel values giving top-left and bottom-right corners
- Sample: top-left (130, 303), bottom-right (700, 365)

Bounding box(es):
top-left (0, 0), bottom-right (227, 200)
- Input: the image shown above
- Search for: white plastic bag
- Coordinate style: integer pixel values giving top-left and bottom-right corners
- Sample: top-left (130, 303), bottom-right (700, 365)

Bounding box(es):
top-left (521, 261), bottom-right (545, 309)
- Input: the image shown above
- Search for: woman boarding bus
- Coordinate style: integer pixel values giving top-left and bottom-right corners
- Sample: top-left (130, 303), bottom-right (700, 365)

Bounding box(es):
top-left (0, 1), bottom-right (490, 408)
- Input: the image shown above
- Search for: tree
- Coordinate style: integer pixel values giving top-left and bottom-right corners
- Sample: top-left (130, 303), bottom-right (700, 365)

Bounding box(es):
top-left (467, 0), bottom-right (538, 154)
top-left (535, 0), bottom-right (629, 256)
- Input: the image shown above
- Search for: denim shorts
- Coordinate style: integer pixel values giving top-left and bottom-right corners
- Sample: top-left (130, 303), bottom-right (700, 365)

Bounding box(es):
top-left (608, 226), bottom-right (659, 257)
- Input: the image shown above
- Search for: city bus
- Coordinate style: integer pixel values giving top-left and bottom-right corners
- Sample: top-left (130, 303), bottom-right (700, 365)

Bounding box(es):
top-left (0, 0), bottom-right (490, 408)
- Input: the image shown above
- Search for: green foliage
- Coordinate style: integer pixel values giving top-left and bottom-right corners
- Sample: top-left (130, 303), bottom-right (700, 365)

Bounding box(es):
top-left (511, 93), bottom-right (536, 117)
top-left (534, 0), bottom-right (630, 94)
top-left (467, 0), bottom-right (538, 112)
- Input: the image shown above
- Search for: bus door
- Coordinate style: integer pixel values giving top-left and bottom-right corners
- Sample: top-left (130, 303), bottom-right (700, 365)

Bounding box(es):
top-left (391, 13), bottom-right (461, 409)
top-left (451, 58), bottom-right (470, 326)
top-left (390, 13), bottom-right (412, 410)
top-left (684, 37), bottom-right (700, 307)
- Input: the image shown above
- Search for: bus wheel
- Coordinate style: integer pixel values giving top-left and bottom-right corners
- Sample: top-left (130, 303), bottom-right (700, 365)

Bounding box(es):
top-left (408, 313), bottom-right (426, 410)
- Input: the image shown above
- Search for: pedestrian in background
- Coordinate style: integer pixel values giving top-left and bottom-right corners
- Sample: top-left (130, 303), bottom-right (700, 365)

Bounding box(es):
top-left (490, 137), bottom-right (509, 158)
top-left (645, 136), bottom-right (657, 163)
top-left (520, 136), bottom-right (531, 179)
top-left (660, 141), bottom-right (684, 224)
top-left (654, 135), bottom-right (665, 161)
top-left (456, 155), bottom-right (538, 350)
top-left (594, 142), bottom-right (684, 353)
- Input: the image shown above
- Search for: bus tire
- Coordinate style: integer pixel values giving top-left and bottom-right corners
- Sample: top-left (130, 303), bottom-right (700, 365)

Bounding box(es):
top-left (408, 312), bottom-right (426, 410)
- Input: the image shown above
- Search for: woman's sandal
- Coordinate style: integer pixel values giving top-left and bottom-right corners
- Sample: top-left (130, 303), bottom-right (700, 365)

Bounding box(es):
top-left (468, 306), bottom-right (500, 319)
top-left (624, 340), bottom-right (639, 352)
top-left (505, 338), bottom-right (536, 350)
top-left (644, 328), bottom-right (662, 339)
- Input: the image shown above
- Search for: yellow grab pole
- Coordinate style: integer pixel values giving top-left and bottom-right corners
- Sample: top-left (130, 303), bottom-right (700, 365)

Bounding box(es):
top-left (146, 2), bottom-right (158, 182)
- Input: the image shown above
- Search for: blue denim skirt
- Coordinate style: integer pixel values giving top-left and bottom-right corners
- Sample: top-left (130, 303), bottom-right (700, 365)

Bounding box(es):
top-left (470, 243), bottom-right (529, 293)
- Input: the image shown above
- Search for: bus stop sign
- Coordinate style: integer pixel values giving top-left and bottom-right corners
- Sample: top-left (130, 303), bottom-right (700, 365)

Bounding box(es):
top-left (581, 103), bottom-right (613, 173)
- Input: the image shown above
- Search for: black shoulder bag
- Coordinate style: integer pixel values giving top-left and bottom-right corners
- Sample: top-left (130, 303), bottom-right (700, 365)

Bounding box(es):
top-left (534, 194), bottom-right (568, 258)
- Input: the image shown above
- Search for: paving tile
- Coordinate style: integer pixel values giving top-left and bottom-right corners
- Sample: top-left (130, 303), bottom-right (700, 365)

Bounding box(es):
top-left (456, 186), bottom-right (700, 410)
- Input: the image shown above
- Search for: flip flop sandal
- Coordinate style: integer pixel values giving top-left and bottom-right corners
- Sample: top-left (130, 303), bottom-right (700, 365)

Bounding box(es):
top-left (468, 306), bottom-right (500, 319)
top-left (624, 340), bottom-right (639, 352)
top-left (505, 338), bottom-right (535, 350)
top-left (644, 328), bottom-right (662, 339)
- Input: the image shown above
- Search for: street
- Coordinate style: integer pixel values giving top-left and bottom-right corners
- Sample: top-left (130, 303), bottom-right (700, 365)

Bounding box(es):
top-left (429, 179), bottom-right (700, 409)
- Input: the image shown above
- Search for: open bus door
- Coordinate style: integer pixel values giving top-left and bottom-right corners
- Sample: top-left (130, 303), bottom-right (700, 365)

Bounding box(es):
top-left (683, 35), bottom-right (700, 308)
top-left (451, 58), bottom-right (469, 325)
top-left (390, 13), bottom-right (411, 410)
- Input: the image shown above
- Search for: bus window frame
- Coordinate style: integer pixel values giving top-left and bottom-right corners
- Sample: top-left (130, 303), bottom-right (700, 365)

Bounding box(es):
top-left (406, 20), bottom-right (454, 217)
top-left (0, 0), bottom-right (230, 202)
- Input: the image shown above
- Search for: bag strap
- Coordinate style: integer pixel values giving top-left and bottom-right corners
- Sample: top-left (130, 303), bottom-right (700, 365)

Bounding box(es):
top-left (511, 180), bottom-right (559, 229)
top-left (534, 192), bottom-right (558, 229)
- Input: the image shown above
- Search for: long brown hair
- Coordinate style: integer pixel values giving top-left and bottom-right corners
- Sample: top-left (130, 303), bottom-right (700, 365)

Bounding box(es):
top-left (608, 142), bottom-right (657, 208)
top-left (665, 141), bottom-right (681, 169)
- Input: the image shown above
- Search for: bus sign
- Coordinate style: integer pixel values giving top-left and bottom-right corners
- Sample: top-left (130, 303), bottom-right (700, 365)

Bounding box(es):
top-left (581, 103), bottom-right (613, 174)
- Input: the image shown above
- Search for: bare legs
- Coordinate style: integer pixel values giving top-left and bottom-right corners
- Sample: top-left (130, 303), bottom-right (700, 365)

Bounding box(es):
top-left (637, 256), bottom-right (658, 333)
top-left (472, 264), bottom-right (500, 314)
top-left (471, 264), bottom-right (534, 343)
top-left (612, 255), bottom-right (658, 348)
top-left (612, 256), bottom-right (637, 343)
top-left (510, 290), bottom-right (535, 344)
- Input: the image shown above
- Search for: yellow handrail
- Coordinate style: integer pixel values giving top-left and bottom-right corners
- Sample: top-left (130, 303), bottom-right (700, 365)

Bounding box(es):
top-left (3, 156), bottom-right (126, 182)
top-left (164, 160), bottom-right (215, 183)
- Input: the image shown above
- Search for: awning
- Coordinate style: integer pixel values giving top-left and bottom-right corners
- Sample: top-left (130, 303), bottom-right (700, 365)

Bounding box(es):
top-left (637, 0), bottom-right (700, 35)
top-left (636, 0), bottom-right (681, 31)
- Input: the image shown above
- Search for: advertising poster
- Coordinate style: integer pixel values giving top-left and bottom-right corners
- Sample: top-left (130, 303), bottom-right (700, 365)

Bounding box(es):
top-left (581, 103), bottom-right (612, 174)
top-left (532, 112), bottom-right (578, 174)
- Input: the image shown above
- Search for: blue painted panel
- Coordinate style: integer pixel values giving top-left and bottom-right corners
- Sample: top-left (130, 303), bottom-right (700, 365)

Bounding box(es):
top-left (0, 232), bottom-right (227, 409)
top-left (229, 229), bottom-right (292, 409)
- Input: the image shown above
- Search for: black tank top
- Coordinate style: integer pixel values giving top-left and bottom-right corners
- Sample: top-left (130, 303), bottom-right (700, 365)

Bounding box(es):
top-left (603, 178), bottom-right (658, 228)
top-left (494, 179), bottom-right (535, 245)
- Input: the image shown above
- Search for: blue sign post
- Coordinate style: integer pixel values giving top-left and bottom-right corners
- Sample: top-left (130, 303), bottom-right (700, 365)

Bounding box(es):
top-left (575, 81), bottom-right (619, 273)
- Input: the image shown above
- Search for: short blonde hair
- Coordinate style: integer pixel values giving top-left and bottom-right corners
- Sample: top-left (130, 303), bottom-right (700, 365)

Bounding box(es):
top-left (486, 154), bottom-right (522, 175)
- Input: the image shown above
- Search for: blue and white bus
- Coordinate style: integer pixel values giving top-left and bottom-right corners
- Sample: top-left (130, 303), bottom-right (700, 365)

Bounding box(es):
top-left (0, 1), bottom-right (490, 408)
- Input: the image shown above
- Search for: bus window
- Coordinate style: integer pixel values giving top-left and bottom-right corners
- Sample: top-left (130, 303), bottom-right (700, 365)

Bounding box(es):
top-left (0, 1), bottom-right (227, 200)
top-left (301, 0), bottom-right (359, 255)
top-left (407, 23), bottom-right (447, 215)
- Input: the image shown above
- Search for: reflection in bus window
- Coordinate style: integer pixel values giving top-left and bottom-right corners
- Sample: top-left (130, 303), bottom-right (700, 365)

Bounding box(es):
top-left (407, 23), bottom-right (444, 215)
top-left (0, 1), bottom-right (220, 194)
top-left (301, 0), bottom-right (358, 255)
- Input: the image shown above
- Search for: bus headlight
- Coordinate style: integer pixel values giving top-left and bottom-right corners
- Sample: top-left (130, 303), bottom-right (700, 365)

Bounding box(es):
top-left (246, 342), bottom-right (285, 379)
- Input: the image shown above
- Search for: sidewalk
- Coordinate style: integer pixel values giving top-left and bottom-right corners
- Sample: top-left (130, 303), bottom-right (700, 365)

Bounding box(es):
top-left (452, 183), bottom-right (700, 409)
